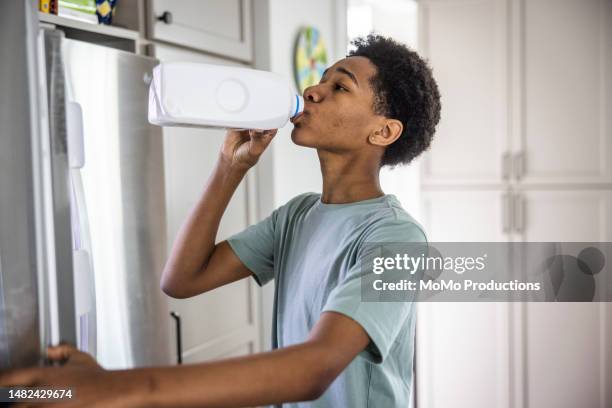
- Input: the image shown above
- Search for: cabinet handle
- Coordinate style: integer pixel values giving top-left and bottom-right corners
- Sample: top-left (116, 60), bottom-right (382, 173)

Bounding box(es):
top-left (157, 11), bottom-right (173, 24)
top-left (513, 193), bottom-right (525, 233)
top-left (502, 191), bottom-right (512, 233)
top-left (170, 311), bottom-right (183, 365)
top-left (502, 152), bottom-right (511, 180)
top-left (513, 151), bottom-right (525, 180)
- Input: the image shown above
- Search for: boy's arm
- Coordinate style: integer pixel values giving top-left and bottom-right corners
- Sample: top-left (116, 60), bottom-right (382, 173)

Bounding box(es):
top-left (0, 312), bottom-right (370, 407)
top-left (162, 129), bottom-right (277, 299)
top-left (145, 311), bottom-right (370, 407)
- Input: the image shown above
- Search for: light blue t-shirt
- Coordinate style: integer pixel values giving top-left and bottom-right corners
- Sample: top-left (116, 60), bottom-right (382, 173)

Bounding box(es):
top-left (227, 192), bottom-right (428, 407)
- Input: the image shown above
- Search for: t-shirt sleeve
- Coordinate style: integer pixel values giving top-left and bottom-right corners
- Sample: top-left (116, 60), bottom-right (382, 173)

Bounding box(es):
top-left (226, 208), bottom-right (279, 287)
top-left (321, 217), bottom-right (428, 364)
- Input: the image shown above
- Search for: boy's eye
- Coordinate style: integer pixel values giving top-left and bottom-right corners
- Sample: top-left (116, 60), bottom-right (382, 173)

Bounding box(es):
top-left (334, 84), bottom-right (347, 92)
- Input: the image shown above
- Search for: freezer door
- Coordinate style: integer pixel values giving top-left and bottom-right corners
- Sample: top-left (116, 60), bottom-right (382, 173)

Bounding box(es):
top-left (61, 38), bottom-right (172, 368)
top-left (0, 1), bottom-right (64, 369)
top-left (0, 0), bottom-right (42, 369)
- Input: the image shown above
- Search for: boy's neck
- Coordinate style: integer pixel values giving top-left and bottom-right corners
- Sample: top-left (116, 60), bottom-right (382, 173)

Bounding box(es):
top-left (318, 154), bottom-right (383, 204)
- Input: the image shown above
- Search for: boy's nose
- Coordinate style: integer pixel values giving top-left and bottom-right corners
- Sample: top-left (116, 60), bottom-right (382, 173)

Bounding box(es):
top-left (304, 85), bottom-right (322, 103)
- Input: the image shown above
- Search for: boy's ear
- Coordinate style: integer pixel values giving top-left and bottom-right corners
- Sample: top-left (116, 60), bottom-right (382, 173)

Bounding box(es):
top-left (368, 119), bottom-right (404, 146)
top-left (371, 119), bottom-right (403, 146)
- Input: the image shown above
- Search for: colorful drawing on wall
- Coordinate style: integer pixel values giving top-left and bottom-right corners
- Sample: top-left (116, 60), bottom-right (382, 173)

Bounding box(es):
top-left (293, 26), bottom-right (328, 94)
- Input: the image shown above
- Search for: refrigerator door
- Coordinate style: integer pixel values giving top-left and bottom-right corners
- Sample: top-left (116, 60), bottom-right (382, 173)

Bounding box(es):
top-left (60, 37), bottom-right (173, 368)
top-left (0, 0), bottom-right (42, 369)
top-left (0, 0), bottom-right (70, 368)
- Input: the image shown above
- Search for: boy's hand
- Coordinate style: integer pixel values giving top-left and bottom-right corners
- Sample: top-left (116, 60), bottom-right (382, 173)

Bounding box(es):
top-left (0, 345), bottom-right (147, 407)
top-left (46, 344), bottom-right (103, 369)
top-left (220, 129), bottom-right (278, 172)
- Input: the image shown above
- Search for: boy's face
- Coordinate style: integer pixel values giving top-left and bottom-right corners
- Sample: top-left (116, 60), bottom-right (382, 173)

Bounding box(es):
top-left (290, 56), bottom-right (384, 153)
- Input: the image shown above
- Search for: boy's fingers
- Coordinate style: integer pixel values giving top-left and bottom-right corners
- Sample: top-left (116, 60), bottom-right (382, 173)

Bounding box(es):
top-left (250, 129), bottom-right (277, 136)
top-left (248, 129), bottom-right (263, 139)
top-left (249, 129), bottom-right (278, 144)
top-left (46, 344), bottom-right (77, 363)
top-left (47, 345), bottom-right (101, 369)
top-left (248, 129), bottom-right (277, 156)
top-left (264, 130), bottom-right (278, 146)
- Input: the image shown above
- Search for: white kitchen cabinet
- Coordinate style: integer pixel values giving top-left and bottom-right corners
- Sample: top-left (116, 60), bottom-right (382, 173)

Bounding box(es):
top-left (423, 189), bottom-right (612, 244)
top-left (420, 0), bottom-right (612, 187)
top-left (419, 0), bottom-right (510, 186)
top-left (509, 189), bottom-right (612, 408)
top-left (519, 302), bottom-right (612, 408)
top-left (416, 302), bottom-right (512, 408)
top-left (420, 189), bottom-right (511, 242)
top-left (513, 189), bottom-right (612, 242)
top-left (417, 189), bottom-right (512, 408)
top-left (148, 0), bottom-right (253, 62)
top-left (512, 0), bottom-right (612, 185)
top-left (418, 1), bottom-right (612, 407)
top-left (153, 44), bottom-right (261, 364)
top-left (418, 188), bottom-right (612, 408)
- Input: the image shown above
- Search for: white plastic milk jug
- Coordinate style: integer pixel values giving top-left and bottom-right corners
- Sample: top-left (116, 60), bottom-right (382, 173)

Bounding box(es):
top-left (148, 62), bottom-right (304, 130)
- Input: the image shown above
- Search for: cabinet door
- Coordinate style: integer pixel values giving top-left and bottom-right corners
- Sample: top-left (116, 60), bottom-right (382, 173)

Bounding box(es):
top-left (153, 44), bottom-right (261, 364)
top-left (520, 302), bottom-right (612, 408)
top-left (515, 189), bottom-right (612, 242)
top-left (513, 189), bottom-right (612, 408)
top-left (420, 189), bottom-right (511, 242)
top-left (417, 302), bottom-right (512, 408)
top-left (149, 0), bottom-right (253, 62)
top-left (419, 0), bottom-right (510, 186)
top-left (417, 189), bottom-right (512, 408)
top-left (513, 0), bottom-right (612, 184)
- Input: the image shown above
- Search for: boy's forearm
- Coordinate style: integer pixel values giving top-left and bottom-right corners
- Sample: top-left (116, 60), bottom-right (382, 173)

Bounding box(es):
top-left (161, 154), bottom-right (248, 292)
top-left (130, 342), bottom-right (328, 408)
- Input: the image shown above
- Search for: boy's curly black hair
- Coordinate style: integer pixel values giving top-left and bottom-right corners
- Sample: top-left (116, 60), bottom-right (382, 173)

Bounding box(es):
top-left (348, 34), bottom-right (441, 168)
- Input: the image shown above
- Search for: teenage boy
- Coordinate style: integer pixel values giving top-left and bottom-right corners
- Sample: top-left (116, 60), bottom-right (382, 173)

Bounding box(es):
top-left (0, 34), bottom-right (440, 407)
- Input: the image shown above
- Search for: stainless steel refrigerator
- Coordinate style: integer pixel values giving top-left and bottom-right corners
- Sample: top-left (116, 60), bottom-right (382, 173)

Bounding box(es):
top-left (0, 0), bottom-right (173, 369)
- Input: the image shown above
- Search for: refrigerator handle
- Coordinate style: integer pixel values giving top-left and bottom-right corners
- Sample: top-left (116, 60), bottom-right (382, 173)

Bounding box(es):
top-left (66, 102), bottom-right (84, 169)
top-left (170, 311), bottom-right (183, 365)
top-left (44, 28), bottom-right (77, 348)
top-left (73, 249), bottom-right (93, 316)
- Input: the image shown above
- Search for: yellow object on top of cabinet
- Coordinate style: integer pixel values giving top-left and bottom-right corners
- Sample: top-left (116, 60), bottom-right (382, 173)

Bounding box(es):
top-left (39, 0), bottom-right (58, 14)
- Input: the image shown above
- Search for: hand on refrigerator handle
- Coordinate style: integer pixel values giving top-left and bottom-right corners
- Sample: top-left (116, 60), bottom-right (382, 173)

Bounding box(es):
top-left (0, 345), bottom-right (152, 408)
top-left (45, 343), bottom-right (102, 370)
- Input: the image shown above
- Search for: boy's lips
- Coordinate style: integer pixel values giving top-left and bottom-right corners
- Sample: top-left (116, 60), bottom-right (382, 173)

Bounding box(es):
top-left (290, 110), bottom-right (306, 124)
top-left (291, 103), bottom-right (316, 125)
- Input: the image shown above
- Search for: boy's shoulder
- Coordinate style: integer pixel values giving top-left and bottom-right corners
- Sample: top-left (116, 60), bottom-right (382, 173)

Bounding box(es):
top-left (277, 192), bottom-right (320, 214)
top-left (360, 197), bottom-right (428, 244)
top-left (288, 191), bottom-right (321, 205)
